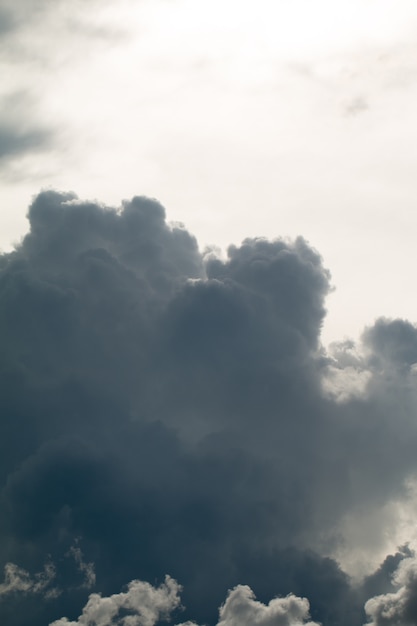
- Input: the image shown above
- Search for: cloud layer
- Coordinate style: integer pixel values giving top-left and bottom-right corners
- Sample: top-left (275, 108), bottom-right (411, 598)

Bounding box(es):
top-left (1, 191), bottom-right (417, 625)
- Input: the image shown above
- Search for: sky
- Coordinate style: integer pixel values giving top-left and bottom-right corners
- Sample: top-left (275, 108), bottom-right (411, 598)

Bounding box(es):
top-left (2, 1), bottom-right (417, 625)
top-left (1, 0), bottom-right (417, 343)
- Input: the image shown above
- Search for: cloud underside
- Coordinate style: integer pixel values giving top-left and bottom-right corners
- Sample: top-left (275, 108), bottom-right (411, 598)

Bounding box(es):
top-left (1, 191), bottom-right (417, 625)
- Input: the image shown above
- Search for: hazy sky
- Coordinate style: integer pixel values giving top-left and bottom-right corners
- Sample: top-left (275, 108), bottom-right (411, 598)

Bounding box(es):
top-left (2, 2), bottom-right (417, 626)
top-left (1, 0), bottom-right (417, 344)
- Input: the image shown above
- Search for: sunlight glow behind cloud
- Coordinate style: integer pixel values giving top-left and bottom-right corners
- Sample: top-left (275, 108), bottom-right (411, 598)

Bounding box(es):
top-left (1, 0), bottom-right (417, 343)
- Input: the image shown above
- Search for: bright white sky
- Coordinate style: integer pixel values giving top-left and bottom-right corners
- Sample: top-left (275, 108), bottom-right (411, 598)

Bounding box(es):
top-left (1, 0), bottom-right (417, 345)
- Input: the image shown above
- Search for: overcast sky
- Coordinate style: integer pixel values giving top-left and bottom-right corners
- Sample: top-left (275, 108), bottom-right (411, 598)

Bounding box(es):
top-left (2, 2), bottom-right (417, 626)
top-left (1, 0), bottom-right (417, 344)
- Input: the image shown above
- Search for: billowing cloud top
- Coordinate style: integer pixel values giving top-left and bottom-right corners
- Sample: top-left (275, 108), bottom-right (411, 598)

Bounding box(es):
top-left (1, 191), bottom-right (417, 626)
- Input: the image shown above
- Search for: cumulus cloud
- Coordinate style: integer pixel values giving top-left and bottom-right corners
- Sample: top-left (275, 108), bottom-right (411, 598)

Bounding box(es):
top-left (50, 576), bottom-right (181, 626)
top-left (364, 318), bottom-right (417, 373)
top-left (1, 190), bottom-right (417, 625)
top-left (215, 585), bottom-right (319, 626)
top-left (365, 555), bottom-right (417, 625)
top-left (50, 579), bottom-right (319, 626)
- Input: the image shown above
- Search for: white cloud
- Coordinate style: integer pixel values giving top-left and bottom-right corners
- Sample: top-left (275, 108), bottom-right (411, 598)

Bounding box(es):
top-left (50, 576), bottom-right (182, 626)
top-left (215, 585), bottom-right (320, 626)
top-left (50, 578), bottom-right (320, 626)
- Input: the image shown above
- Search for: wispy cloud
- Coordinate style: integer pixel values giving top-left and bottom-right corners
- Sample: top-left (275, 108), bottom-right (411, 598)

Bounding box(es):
top-left (0, 561), bottom-right (57, 599)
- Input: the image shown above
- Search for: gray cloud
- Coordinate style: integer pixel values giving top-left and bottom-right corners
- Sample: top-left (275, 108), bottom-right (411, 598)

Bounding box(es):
top-left (365, 555), bottom-right (417, 626)
top-left (0, 124), bottom-right (51, 162)
top-left (0, 7), bottom-right (14, 35)
top-left (1, 190), bottom-right (417, 625)
top-left (0, 91), bottom-right (53, 170)
top-left (0, 1), bottom-right (124, 181)
top-left (0, 0), bottom-right (103, 33)
top-left (0, 0), bottom-right (126, 59)
top-left (363, 317), bottom-right (417, 371)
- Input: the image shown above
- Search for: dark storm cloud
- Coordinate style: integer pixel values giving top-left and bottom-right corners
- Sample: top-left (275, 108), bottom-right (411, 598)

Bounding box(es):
top-left (1, 190), bottom-right (417, 625)
top-left (365, 554), bottom-right (417, 626)
top-left (361, 546), bottom-right (414, 601)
